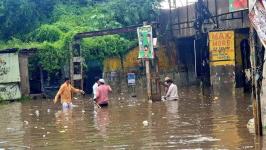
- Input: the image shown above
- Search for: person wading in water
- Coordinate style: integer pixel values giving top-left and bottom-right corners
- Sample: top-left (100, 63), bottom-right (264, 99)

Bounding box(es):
top-left (92, 77), bottom-right (100, 101)
top-left (161, 77), bottom-right (178, 101)
top-left (95, 79), bottom-right (112, 107)
top-left (54, 78), bottom-right (85, 110)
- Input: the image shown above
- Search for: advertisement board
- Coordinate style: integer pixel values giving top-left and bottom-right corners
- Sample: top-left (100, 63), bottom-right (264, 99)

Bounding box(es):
top-left (249, 1), bottom-right (266, 47)
top-left (209, 31), bottom-right (235, 66)
top-left (229, 0), bottom-right (248, 12)
top-left (137, 25), bottom-right (154, 59)
top-left (127, 73), bottom-right (136, 85)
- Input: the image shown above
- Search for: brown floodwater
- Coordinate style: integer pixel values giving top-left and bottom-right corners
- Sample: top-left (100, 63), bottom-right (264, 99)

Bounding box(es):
top-left (0, 85), bottom-right (263, 149)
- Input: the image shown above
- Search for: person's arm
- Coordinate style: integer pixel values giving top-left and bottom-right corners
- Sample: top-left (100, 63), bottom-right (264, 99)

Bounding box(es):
top-left (165, 85), bottom-right (173, 97)
top-left (71, 85), bottom-right (85, 94)
top-left (108, 85), bottom-right (112, 92)
top-left (54, 85), bottom-right (63, 104)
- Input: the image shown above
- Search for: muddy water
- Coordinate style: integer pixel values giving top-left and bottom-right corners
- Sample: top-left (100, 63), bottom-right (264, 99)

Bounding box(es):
top-left (0, 86), bottom-right (262, 149)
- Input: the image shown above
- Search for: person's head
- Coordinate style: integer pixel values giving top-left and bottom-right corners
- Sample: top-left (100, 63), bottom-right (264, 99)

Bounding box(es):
top-left (164, 77), bottom-right (173, 85)
top-left (65, 77), bottom-right (70, 84)
top-left (99, 79), bottom-right (105, 85)
top-left (94, 76), bottom-right (100, 84)
top-left (144, 45), bottom-right (148, 51)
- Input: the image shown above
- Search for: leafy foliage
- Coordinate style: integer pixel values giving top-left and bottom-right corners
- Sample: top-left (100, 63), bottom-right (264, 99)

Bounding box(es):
top-left (0, 0), bottom-right (162, 73)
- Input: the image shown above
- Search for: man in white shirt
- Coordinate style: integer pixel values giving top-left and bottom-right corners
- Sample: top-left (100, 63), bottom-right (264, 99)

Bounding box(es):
top-left (162, 77), bottom-right (178, 101)
top-left (92, 77), bottom-right (100, 100)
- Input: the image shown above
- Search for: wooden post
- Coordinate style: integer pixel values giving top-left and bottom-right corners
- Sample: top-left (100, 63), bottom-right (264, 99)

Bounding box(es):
top-left (40, 66), bottom-right (44, 94)
top-left (69, 41), bottom-right (74, 85)
top-left (143, 21), bottom-right (152, 100)
top-left (146, 59), bottom-right (152, 100)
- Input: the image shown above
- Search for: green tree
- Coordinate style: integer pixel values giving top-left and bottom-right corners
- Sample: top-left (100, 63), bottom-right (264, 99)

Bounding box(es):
top-left (0, 0), bottom-right (162, 73)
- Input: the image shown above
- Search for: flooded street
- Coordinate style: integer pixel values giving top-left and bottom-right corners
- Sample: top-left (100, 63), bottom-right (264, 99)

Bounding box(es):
top-left (0, 86), bottom-right (261, 149)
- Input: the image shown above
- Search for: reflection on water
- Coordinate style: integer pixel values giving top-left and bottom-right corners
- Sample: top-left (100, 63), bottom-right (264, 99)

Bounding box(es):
top-left (0, 86), bottom-right (263, 149)
top-left (94, 107), bottom-right (110, 138)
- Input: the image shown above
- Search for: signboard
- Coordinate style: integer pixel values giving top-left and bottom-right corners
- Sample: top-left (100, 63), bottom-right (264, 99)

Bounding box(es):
top-left (127, 73), bottom-right (136, 85)
top-left (0, 53), bottom-right (20, 83)
top-left (209, 31), bottom-right (235, 66)
top-left (229, 0), bottom-right (248, 12)
top-left (0, 83), bottom-right (21, 100)
top-left (137, 25), bottom-right (154, 59)
top-left (249, 1), bottom-right (266, 48)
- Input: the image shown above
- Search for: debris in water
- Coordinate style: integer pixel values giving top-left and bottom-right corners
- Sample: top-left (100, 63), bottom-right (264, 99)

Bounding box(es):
top-left (247, 118), bottom-right (254, 129)
top-left (152, 113), bottom-right (154, 115)
top-left (6, 128), bottom-right (15, 132)
top-left (118, 97), bottom-right (121, 100)
top-left (43, 135), bottom-right (46, 138)
top-left (242, 146), bottom-right (254, 149)
top-left (47, 132), bottom-right (50, 134)
top-left (34, 126), bottom-right (38, 129)
top-left (59, 130), bottom-right (66, 133)
top-left (143, 120), bottom-right (149, 126)
top-left (0, 141), bottom-right (8, 144)
top-left (213, 97), bottom-right (219, 100)
top-left (24, 121), bottom-right (29, 125)
top-left (47, 109), bottom-right (50, 113)
top-left (82, 110), bottom-right (85, 113)
top-left (41, 127), bottom-right (45, 130)
top-left (35, 110), bottom-right (40, 117)
top-left (148, 100), bottom-right (152, 103)
top-left (64, 126), bottom-right (68, 129)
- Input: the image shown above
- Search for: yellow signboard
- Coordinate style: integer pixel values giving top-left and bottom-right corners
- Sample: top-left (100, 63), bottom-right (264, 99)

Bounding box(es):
top-left (209, 31), bottom-right (235, 66)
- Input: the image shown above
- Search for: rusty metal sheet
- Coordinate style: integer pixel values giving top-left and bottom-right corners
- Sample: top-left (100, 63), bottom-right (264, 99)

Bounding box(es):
top-left (0, 53), bottom-right (20, 83)
top-left (0, 83), bottom-right (21, 100)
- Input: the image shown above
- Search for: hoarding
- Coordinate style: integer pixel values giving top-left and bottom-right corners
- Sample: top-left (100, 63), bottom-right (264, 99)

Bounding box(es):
top-left (249, 1), bottom-right (266, 47)
top-left (229, 0), bottom-right (248, 12)
top-left (137, 25), bottom-right (154, 59)
top-left (209, 31), bottom-right (235, 66)
top-left (0, 53), bottom-right (20, 83)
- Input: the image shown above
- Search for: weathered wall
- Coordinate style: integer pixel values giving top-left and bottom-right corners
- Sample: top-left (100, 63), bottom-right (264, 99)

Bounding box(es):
top-left (103, 46), bottom-right (173, 72)
top-left (160, 0), bottom-right (249, 39)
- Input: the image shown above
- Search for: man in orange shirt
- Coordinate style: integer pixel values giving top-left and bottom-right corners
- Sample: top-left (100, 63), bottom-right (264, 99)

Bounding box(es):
top-left (54, 78), bottom-right (85, 110)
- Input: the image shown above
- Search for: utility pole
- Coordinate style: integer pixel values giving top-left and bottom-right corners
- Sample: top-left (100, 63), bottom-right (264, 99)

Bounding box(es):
top-left (250, 26), bottom-right (263, 136)
top-left (143, 22), bottom-right (152, 101)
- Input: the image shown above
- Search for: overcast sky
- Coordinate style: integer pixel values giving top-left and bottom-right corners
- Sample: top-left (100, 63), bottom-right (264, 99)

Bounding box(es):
top-left (160, 0), bottom-right (198, 9)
